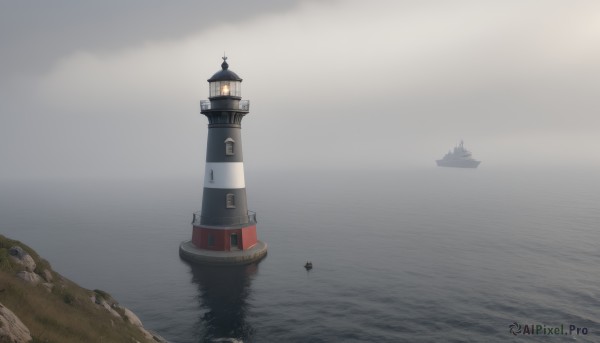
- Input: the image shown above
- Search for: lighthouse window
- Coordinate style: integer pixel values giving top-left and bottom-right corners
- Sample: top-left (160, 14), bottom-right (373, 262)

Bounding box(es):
top-left (209, 169), bottom-right (214, 183)
top-left (210, 82), bottom-right (221, 97)
top-left (207, 234), bottom-right (215, 247)
top-left (209, 81), bottom-right (241, 97)
top-left (225, 138), bottom-right (235, 156)
top-left (231, 82), bottom-right (241, 97)
top-left (226, 193), bottom-right (236, 208)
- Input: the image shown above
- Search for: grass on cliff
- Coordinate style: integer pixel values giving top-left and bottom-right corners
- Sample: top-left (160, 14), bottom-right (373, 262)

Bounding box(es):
top-left (0, 234), bottom-right (154, 343)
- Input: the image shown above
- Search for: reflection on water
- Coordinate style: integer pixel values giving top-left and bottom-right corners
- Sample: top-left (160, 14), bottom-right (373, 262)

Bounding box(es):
top-left (189, 263), bottom-right (259, 343)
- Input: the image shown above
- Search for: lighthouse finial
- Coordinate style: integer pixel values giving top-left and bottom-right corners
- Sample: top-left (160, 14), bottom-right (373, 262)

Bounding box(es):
top-left (221, 53), bottom-right (229, 70)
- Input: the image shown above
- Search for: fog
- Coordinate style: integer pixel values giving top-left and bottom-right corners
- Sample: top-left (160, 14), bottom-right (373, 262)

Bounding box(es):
top-left (2, 0), bottom-right (599, 180)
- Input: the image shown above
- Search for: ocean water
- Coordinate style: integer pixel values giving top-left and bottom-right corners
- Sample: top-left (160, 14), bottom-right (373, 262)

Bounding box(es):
top-left (1, 168), bottom-right (600, 342)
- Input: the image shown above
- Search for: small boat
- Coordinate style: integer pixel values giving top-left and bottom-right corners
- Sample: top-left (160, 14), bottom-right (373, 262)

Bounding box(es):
top-left (304, 261), bottom-right (313, 270)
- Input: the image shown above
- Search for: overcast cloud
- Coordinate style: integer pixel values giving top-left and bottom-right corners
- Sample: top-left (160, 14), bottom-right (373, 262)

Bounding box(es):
top-left (1, 0), bottom-right (599, 179)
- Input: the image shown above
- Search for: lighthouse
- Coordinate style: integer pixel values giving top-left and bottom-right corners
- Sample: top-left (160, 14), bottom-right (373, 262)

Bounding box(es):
top-left (180, 57), bottom-right (267, 265)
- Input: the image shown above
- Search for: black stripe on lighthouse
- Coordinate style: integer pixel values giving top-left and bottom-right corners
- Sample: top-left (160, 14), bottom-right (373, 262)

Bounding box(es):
top-left (200, 125), bottom-right (249, 227)
top-left (205, 127), bottom-right (244, 162)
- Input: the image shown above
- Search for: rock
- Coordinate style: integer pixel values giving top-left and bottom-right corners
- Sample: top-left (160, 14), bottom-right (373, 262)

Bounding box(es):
top-left (99, 299), bottom-right (122, 319)
top-left (16, 271), bottom-right (42, 285)
top-left (119, 306), bottom-right (162, 341)
top-left (128, 325), bottom-right (154, 341)
top-left (42, 269), bottom-right (53, 282)
top-left (140, 328), bottom-right (154, 341)
top-left (0, 302), bottom-right (32, 343)
top-left (147, 329), bottom-right (171, 343)
top-left (121, 306), bottom-right (143, 327)
top-left (8, 246), bottom-right (26, 259)
top-left (91, 290), bottom-right (126, 319)
top-left (8, 246), bottom-right (36, 272)
top-left (42, 282), bottom-right (54, 292)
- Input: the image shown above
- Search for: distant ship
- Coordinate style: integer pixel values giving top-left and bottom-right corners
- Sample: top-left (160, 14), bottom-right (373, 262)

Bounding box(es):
top-left (436, 141), bottom-right (481, 168)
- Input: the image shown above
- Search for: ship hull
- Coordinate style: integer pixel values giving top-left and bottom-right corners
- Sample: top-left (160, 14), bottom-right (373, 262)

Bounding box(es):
top-left (436, 159), bottom-right (481, 168)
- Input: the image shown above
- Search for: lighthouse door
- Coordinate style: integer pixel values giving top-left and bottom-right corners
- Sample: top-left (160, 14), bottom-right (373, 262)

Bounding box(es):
top-left (230, 233), bottom-right (240, 250)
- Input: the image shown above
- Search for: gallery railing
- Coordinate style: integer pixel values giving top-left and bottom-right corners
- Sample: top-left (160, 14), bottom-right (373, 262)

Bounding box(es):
top-left (192, 211), bottom-right (257, 226)
top-left (200, 100), bottom-right (250, 111)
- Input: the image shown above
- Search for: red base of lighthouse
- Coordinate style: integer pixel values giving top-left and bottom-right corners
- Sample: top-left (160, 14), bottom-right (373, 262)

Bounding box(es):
top-left (191, 225), bottom-right (257, 251)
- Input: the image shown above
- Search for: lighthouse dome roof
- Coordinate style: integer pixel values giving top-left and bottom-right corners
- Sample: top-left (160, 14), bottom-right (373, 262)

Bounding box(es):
top-left (208, 57), bottom-right (243, 82)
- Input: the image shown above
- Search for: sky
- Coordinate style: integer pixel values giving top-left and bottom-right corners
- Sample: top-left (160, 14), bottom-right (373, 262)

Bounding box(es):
top-left (1, 0), bottom-right (599, 179)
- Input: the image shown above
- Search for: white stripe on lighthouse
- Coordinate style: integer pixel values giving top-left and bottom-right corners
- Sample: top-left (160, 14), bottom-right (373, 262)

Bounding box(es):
top-left (204, 162), bottom-right (246, 189)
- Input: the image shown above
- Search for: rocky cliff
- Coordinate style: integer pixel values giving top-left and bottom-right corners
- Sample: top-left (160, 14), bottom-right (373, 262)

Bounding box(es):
top-left (0, 234), bottom-right (167, 343)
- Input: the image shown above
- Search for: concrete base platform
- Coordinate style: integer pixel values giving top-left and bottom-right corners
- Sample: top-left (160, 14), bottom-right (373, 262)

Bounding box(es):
top-left (179, 240), bottom-right (267, 265)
